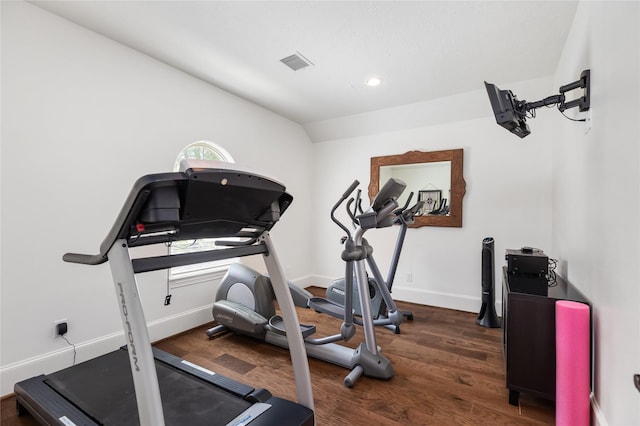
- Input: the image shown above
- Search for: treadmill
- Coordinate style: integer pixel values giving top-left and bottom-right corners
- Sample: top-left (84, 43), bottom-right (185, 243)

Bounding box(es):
top-left (14, 160), bottom-right (315, 425)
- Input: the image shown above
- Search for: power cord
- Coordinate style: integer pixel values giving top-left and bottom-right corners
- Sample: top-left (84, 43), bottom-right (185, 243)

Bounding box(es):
top-left (558, 104), bottom-right (586, 122)
top-left (61, 335), bottom-right (77, 365)
top-left (522, 246), bottom-right (558, 287)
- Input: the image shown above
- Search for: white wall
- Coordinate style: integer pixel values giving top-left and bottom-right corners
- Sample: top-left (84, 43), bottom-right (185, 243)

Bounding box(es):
top-left (552, 2), bottom-right (640, 424)
top-left (310, 78), bottom-right (555, 313)
top-left (0, 1), bottom-right (313, 396)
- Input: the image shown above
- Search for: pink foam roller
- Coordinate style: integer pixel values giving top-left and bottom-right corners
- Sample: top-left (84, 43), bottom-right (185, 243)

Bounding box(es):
top-left (556, 300), bottom-right (590, 426)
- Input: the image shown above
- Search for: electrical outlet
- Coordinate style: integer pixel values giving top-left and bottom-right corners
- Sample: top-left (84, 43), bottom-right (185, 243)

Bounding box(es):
top-left (406, 272), bottom-right (413, 283)
top-left (585, 109), bottom-right (592, 134)
top-left (54, 319), bottom-right (68, 338)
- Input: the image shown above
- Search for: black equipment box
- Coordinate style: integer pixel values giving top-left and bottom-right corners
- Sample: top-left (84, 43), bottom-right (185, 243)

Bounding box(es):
top-left (506, 248), bottom-right (548, 277)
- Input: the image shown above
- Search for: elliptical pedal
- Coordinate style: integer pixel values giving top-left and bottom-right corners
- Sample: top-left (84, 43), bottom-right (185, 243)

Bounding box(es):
top-left (307, 297), bottom-right (348, 320)
top-left (267, 315), bottom-right (317, 339)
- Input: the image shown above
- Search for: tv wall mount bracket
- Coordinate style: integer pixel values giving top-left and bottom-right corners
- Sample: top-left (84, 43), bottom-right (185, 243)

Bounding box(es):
top-left (522, 69), bottom-right (590, 114)
top-left (485, 69), bottom-right (591, 138)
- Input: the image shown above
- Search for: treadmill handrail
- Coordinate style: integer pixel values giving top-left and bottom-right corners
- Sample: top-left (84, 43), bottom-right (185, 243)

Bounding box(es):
top-left (62, 252), bottom-right (107, 265)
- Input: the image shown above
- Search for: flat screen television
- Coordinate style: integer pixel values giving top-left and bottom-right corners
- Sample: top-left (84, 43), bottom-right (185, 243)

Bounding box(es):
top-left (484, 81), bottom-right (530, 138)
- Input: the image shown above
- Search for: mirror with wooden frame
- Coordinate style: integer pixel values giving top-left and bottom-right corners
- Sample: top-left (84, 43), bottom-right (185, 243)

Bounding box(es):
top-left (369, 149), bottom-right (466, 228)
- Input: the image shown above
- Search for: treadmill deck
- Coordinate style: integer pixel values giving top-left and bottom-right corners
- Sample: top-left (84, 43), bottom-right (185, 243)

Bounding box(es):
top-left (15, 347), bottom-right (313, 426)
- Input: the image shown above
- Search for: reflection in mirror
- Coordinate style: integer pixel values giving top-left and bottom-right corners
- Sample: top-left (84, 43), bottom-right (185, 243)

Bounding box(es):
top-left (380, 162), bottom-right (451, 215)
top-left (369, 149), bottom-right (465, 228)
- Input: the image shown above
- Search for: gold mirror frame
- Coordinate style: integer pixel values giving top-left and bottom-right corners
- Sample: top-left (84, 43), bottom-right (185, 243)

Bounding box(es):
top-left (369, 149), bottom-right (466, 228)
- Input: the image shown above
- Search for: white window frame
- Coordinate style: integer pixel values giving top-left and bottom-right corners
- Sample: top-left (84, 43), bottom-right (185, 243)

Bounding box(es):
top-left (169, 141), bottom-right (236, 285)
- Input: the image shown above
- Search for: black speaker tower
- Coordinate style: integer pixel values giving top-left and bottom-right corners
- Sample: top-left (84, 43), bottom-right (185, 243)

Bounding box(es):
top-left (476, 237), bottom-right (500, 328)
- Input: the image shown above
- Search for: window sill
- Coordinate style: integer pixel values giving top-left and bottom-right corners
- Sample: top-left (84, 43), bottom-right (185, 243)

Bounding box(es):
top-left (169, 264), bottom-right (229, 288)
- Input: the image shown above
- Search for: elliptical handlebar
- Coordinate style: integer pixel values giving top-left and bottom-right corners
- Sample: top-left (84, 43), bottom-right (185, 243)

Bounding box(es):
top-left (342, 180), bottom-right (360, 199)
top-left (332, 178), bottom-right (409, 235)
top-left (393, 192), bottom-right (413, 216)
top-left (345, 189), bottom-right (365, 226)
top-left (331, 180), bottom-right (360, 238)
top-left (395, 199), bottom-right (425, 226)
top-left (346, 198), bottom-right (357, 225)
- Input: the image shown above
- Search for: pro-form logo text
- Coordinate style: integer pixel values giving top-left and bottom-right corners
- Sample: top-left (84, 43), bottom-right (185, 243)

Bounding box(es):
top-left (117, 282), bottom-right (139, 371)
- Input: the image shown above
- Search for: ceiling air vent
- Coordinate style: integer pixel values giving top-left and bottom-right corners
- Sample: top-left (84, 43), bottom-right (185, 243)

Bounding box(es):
top-left (280, 52), bottom-right (314, 71)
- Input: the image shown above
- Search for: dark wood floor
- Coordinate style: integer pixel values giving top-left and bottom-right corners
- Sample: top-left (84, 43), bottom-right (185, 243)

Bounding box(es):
top-left (2, 288), bottom-right (554, 425)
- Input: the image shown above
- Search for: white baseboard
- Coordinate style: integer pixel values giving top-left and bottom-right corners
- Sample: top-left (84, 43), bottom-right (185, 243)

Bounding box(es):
top-left (0, 331), bottom-right (123, 397)
top-left (291, 274), bottom-right (319, 289)
top-left (306, 275), bottom-right (497, 314)
top-left (308, 274), bottom-right (337, 288)
top-left (0, 304), bottom-right (213, 397)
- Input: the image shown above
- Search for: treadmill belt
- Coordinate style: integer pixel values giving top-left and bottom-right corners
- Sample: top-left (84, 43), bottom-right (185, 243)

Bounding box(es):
top-left (45, 349), bottom-right (252, 425)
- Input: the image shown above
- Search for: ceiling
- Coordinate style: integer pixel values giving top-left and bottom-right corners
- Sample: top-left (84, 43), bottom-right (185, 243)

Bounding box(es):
top-left (32, 1), bottom-right (579, 126)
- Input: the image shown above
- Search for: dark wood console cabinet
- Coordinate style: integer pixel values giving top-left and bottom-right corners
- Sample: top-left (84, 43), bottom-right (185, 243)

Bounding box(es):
top-left (502, 267), bottom-right (589, 405)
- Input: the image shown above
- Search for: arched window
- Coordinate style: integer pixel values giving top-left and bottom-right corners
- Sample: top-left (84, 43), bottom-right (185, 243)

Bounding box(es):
top-left (169, 141), bottom-right (235, 281)
top-left (172, 141), bottom-right (234, 172)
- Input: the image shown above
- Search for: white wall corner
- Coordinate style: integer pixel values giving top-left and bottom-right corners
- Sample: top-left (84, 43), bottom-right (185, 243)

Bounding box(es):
top-left (590, 392), bottom-right (608, 426)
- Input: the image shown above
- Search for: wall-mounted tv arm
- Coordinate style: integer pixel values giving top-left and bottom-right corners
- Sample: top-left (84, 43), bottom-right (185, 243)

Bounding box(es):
top-left (485, 69), bottom-right (590, 138)
top-left (523, 69), bottom-right (591, 114)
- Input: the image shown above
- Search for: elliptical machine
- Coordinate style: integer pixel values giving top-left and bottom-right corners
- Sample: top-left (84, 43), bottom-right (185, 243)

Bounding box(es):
top-left (207, 178), bottom-right (406, 387)
top-left (325, 190), bottom-right (423, 333)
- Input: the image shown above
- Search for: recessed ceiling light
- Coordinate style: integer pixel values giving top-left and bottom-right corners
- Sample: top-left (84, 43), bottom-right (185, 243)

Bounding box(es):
top-left (366, 77), bottom-right (382, 87)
